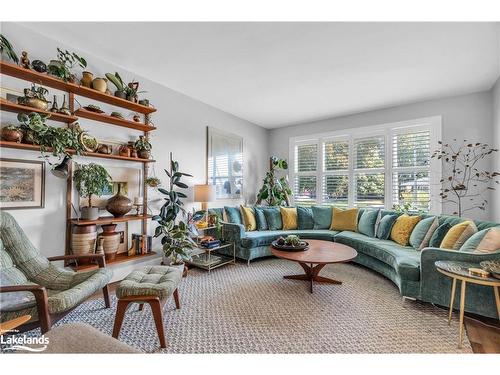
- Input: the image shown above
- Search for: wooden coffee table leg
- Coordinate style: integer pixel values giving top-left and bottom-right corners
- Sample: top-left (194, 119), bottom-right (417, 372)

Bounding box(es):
top-left (283, 262), bottom-right (342, 293)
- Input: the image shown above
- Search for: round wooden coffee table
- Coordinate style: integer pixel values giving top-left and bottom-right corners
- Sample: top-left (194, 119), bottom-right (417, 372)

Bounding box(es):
top-left (271, 239), bottom-right (357, 293)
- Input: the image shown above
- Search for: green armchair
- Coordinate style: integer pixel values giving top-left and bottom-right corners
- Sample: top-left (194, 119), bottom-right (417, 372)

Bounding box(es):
top-left (0, 211), bottom-right (112, 333)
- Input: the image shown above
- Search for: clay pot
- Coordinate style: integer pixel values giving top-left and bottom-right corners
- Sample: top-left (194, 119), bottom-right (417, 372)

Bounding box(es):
top-left (106, 185), bottom-right (132, 217)
top-left (2, 128), bottom-right (23, 143)
top-left (97, 144), bottom-right (112, 154)
top-left (71, 224), bottom-right (97, 260)
top-left (92, 77), bottom-right (108, 93)
top-left (130, 149), bottom-right (138, 158)
top-left (80, 71), bottom-right (93, 88)
top-left (118, 145), bottom-right (130, 157)
top-left (98, 224), bottom-right (124, 261)
top-left (138, 150), bottom-right (151, 159)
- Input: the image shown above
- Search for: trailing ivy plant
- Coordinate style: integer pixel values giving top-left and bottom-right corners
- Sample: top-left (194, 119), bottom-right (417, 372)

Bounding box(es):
top-left (73, 163), bottom-right (111, 207)
top-left (256, 156), bottom-right (292, 206)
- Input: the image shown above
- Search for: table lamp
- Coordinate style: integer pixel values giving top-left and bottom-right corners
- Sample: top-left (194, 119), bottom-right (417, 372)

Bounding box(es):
top-left (194, 184), bottom-right (216, 212)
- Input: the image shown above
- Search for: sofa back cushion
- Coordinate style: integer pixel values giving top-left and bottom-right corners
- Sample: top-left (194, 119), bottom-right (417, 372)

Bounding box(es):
top-left (440, 221), bottom-right (477, 250)
top-left (358, 209), bottom-right (379, 237)
top-left (330, 208), bottom-right (358, 231)
top-left (240, 206), bottom-right (257, 231)
top-left (224, 206), bottom-right (243, 225)
top-left (297, 206), bottom-right (314, 230)
top-left (312, 206), bottom-right (332, 229)
top-left (254, 207), bottom-right (268, 230)
top-left (280, 207), bottom-right (298, 230)
top-left (262, 207), bottom-right (283, 230)
top-left (409, 216), bottom-right (439, 250)
top-left (429, 222), bottom-right (452, 247)
top-left (460, 227), bottom-right (500, 253)
top-left (390, 214), bottom-right (421, 246)
top-left (376, 214), bottom-right (398, 240)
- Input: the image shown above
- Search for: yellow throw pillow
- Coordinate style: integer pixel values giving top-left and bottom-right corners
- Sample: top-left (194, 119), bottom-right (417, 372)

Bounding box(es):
top-left (240, 206), bottom-right (257, 231)
top-left (330, 207), bottom-right (358, 231)
top-left (440, 221), bottom-right (478, 250)
top-left (280, 207), bottom-right (298, 230)
top-left (390, 214), bottom-right (421, 246)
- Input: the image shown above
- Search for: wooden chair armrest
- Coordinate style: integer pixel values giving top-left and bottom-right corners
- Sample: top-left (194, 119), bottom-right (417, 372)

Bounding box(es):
top-left (48, 254), bottom-right (106, 268)
top-left (0, 284), bottom-right (46, 293)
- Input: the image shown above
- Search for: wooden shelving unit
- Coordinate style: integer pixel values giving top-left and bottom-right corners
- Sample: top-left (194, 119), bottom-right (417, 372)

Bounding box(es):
top-left (72, 251), bottom-right (158, 271)
top-left (1, 60), bottom-right (157, 268)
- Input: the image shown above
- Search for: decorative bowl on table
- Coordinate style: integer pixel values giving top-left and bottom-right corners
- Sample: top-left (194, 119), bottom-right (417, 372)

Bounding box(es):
top-left (480, 260), bottom-right (500, 279)
top-left (272, 235), bottom-right (309, 252)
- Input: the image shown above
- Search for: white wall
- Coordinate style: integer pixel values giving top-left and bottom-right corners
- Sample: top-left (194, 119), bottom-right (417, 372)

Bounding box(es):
top-left (269, 91), bottom-right (496, 220)
top-left (493, 77), bottom-right (500, 222)
top-left (0, 23), bottom-right (269, 266)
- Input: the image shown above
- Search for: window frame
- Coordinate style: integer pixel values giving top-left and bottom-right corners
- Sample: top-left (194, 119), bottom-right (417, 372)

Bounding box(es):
top-left (288, 116), bottom-right (442, 213)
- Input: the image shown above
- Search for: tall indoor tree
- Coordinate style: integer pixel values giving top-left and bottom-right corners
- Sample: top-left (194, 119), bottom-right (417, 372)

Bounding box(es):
top-left (256, 156), bottom-right (292, 206)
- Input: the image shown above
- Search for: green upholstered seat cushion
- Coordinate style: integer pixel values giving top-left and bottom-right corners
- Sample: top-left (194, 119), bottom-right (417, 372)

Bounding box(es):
top-left (358, 209), bottom-right (379, 237)
top-left (376, 214), bottom-right (398, 240)
top-left (334, 231), bottom-right (421, 281)
top-left (297, 206), bottom-right (314, 230)
top-left (409, 216), bottom-right (438, 250)
top-left (241, 229), bottom-right (338, 248)
top-left (312, 206), bottom-right (333, 229)
top-left (261, 207), bottom-right (283, 230)
top-left (253, 207), bottom-right (268, 230)
top-left (429, 222), bottom-right (452, 248)
top-left (460, 227), bottom-right (500, 252)
top-left (224, 206), bottom-right (243, 225)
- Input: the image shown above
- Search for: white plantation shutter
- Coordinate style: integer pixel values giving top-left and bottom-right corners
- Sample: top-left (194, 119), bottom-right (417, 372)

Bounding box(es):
top-left (293, 142), bottom-right (318, 204)
top-left (322, 140), bottom-right (349, 207)
top-left (354, 136), bottom-right (385, 169)
top-left (353, 136), bottom-right (385, 207)
top-left (323, 175), bottom-right (349, 207)
top-left (391, 130), bottom-right (431, 210)
top-left (324, 140), bottom-right (349, 171)
top-left (295, 144), bottom-right (317, 172)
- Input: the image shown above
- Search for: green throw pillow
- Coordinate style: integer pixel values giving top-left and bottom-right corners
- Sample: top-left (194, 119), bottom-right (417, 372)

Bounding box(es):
top-left (459, 227), bottom-right (498, 252)
top-left (262, 207), bottom-right (283, 230)
top-left (224, 206), bottom-right (242, 225)
top-left (376, 214), bottom-right (398, 240)
top-left (312, 206), bottom-right (333, 229)
top-left (297, 206), bottom-right (314, 230)
top-left (253, 207), bottom-right (268, 231)
top-left (358, 209), bottom-right (379, 238)
top-left (409, 216), bottom-right (439, 250)
top-left (208, 208), bottom-right (224, 221)
top-left (429, 222), bottom-right (452, 248)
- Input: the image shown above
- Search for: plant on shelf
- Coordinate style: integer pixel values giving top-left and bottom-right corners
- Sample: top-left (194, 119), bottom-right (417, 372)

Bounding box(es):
top-left (256, 156), bottom-right (292, 206)
top-left (124, 81), bottom-right (146, 102)
top-left (145, 177), bottom-right (161, 188)
top-left (153, 153), bottom-right (195, 265)
top-left (105, 72), bottom-right (126, 99)
top-left (73, 163), bottom-right (111, 220)
top-left (47, 48), bottom-right (87, 82)
top-left (0, 34), bottom-right (18, 64)
top-left (134, 135), bottom-right (152, 159)
top-left (1, 124), bottom-right (23, 143)
top-left (431, 139), bottom-right (500, 216)
top-left (17, 83), bottom-right (50, 110)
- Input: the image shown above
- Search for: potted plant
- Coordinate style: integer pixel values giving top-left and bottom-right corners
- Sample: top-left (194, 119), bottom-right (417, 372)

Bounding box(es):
top-left (73, 163), bottom-right (111, 220)
top-left (0, 34), bottom-right (18, 64)
top-left (17, 83), bottom-right (50, 111)
top-left (105, 72), bottom-right (127, 99)
top-left (134, 136), bottom-right (152, 159)
top-left (145, 177), bottom-right (161, 188)
top-left (256, 156), bottom-right (292, 206)
top-left (153, 153), bottom-right (195, 266)
top-left (124, 81), bottom-right (146, 102)
top-left (47, 48), bottom-right (87, 83)
top-left (1, 124), bottom-right (23, 143)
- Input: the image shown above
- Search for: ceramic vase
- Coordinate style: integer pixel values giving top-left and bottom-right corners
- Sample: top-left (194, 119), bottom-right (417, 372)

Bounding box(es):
top-left (92, 77), bottom-right (108, 93)
top-left (71, 224), bottom-right (97, 260)
top-left (106, 185), bottom-right (132, 217)
top-left (98, 224), bottom-right (123, 261)
top-left (80, 71), bottom-right (93, 87)
top-left (1, 128), bottom-right (23, 143)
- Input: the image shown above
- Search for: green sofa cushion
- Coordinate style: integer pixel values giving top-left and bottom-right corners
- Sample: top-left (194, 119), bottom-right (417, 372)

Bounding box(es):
top-left (409, 216), bottom-right (437, 250)
top-left (297, 206), bottom-right (314, 229)
top-left (429, 222), bottom-right (451, 247)
top-left (358, 209), bottom-right (379, 237)
top-left (253, 207), bottom-right (268, 231)
top-left (241, 229), bottom-right (338, 248)
top-left (376, 214), bottom-right (398, 240)
top-left (334, 231), bottom-right (421, 281)
top-left (312, 206), bottom-right (332, 229)
top-left (224, 206), bottom-right (243, 225)
top-left (459, 227), bottom-right (500, 252)
top-left (261, 207), bottom-right (283, 230)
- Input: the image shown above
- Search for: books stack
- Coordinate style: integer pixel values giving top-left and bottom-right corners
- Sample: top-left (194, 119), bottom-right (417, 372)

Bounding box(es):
top-left (200, 238), bottom-right (221, 249)
top-left (131, 234), bottom-right (152, 255)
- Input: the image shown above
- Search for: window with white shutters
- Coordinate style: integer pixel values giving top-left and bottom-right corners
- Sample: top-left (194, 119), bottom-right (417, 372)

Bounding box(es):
top-left (293, 143), bottom-right (318, 204)
top-left (323, 140), bottom-right (349, 207)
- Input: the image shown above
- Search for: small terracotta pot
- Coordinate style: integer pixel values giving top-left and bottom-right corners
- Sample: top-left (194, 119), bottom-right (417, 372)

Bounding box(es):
top-left (118, 145), bottom-right (130, 157)
top-left (80, 71), bottom-right (93, 87)
top-left (2, 128), bottom-right (23, 143)
top-left (92, 77), bottom-right (108, 93)
top-left (138, 150), bottom-right (151, 159)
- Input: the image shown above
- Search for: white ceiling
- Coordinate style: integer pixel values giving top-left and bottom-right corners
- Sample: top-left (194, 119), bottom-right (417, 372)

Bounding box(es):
top-left (21, 22), bottom-right (500, 128)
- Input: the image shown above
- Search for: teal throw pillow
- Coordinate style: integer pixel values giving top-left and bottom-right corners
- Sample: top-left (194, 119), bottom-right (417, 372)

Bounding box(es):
top-left (459, 227), bottom-right (498, 252)
top-left (376, 214), bottom-right (398, 240)
top-left (409, 216), bottom-right (439, 250)
top-left (297, 206), bottom-right (314, 230)
top-left (224, 206), bottom-right (242, 225)
top-left (262, 207), bottom-right (283, 230)
top-left (358, 209), bottom-right (379, 238)
top-left (208, 208), bottom-right (224, 221)
top-left (253, 207), bottom-right (268, 231)
top-left (429, 222), bottom-right (452, 248)
top-left (312, 206), bottom-right (333, 229)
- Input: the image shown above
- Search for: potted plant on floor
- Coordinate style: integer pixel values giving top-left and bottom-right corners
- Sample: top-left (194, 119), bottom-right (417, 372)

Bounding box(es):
top-left (73, 163), bottom-right (111, 220)
top-left (256, 156), bottom-right (292, 206)
top-left (152, 153), bottom-right (196, 267)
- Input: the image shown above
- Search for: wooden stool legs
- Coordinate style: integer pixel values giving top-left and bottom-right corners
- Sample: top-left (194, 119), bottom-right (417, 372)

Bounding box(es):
top-left (112, 289), bottom-right (181, 349)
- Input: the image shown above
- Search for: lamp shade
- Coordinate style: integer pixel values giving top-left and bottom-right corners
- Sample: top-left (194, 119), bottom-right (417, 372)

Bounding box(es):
top-left (194, 184), bottom-right (216, 203)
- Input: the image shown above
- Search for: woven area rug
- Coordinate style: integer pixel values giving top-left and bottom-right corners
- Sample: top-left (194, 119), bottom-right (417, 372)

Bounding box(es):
top-left (19, 259), bottom-right (472, 353)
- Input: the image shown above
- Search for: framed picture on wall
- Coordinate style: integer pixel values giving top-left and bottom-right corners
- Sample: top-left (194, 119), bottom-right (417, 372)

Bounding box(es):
top-left (0, 158), bottom-right (45, 209)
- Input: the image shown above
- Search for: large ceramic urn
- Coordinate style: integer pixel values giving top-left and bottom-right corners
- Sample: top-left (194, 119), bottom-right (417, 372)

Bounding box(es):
top-left (71, 224), bottom-right (97, 259)
top-left (105, 185), bottom-right (132, 217)
top-left (98, 224), bottom-right (123, 261)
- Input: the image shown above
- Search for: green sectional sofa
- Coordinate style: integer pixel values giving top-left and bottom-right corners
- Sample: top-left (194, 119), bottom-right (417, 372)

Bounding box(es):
top-left (210, 207), bottom-right (500, 319)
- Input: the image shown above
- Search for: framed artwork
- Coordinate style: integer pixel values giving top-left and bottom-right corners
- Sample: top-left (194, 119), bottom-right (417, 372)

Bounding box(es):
top-left (207, 127), bottom-right (243, 199)
top-left (0, 158), bottom-right (45, 209)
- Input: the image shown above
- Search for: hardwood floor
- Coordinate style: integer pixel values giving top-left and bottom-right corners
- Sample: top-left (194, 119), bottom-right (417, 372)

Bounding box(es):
top-left (90, 282), bottom-right (499, 353)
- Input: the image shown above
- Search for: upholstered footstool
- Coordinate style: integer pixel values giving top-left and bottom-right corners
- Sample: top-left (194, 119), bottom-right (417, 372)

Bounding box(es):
top-left (112, 265), bottom-right (183, 348)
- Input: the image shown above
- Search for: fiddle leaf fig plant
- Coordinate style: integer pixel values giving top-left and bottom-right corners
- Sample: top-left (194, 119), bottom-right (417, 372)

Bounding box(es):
top-left (73, 163), bottom-right (111, 207)
top-left (257, 156), bottom-right (292, 206)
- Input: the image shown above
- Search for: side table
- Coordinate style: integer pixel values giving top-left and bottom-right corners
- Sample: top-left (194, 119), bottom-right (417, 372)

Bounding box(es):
top-left (435, 260), bottom-right (500, 348)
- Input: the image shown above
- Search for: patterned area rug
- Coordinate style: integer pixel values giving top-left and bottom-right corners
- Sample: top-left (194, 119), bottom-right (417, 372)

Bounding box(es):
top-left (17, 259), bottom-right (472, 353)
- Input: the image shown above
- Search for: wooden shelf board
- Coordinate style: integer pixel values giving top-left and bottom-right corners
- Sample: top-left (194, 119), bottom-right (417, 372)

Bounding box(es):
top-left (0, 140), bottom-right (156, 163)
top-left (72, 251), bottom-right (158, 271)
top-left (70, 214), bottom-right (153, 226)
top-left (0, 99), bottom-right (78, 123)
top-left (74, 108), bottom-right (156, 132)
top-left (0, 61), bottom-right (156, 114)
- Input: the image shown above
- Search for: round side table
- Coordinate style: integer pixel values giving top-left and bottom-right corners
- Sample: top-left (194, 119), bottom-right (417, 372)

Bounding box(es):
top-left (435, 260), bottom-right (500, 348)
